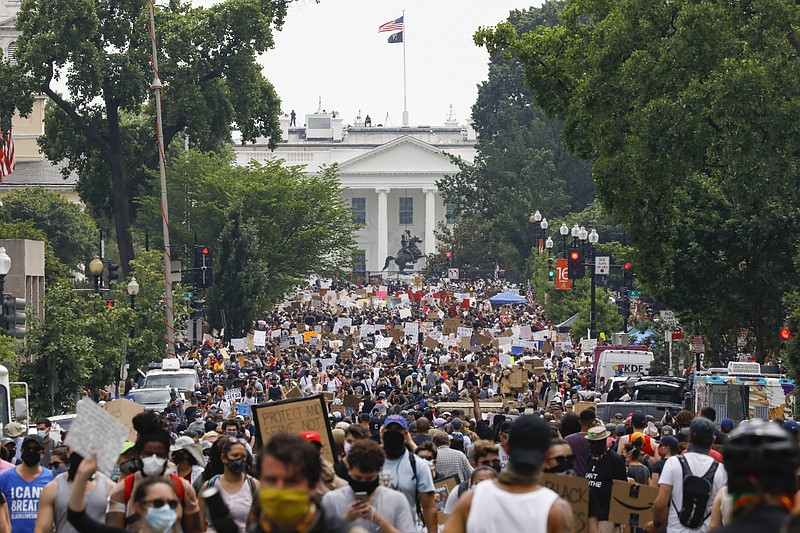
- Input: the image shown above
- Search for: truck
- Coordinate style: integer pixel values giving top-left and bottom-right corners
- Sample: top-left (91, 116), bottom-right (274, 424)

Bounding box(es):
top-left (142, 358), bottom-right (199, 394)
top-left (594, 347), bottom-right (655, 391)
top-left (694, 362), bottom-right (794, 426)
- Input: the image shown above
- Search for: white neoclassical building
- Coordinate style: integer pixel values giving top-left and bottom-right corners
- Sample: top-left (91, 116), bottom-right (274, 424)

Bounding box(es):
top-left (234, 110), bottom-right (477, 275)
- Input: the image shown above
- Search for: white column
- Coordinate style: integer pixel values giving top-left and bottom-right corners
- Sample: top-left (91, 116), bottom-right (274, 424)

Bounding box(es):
top-left (376, 188), bottom-right (390, 265)
top-left (424, 188), bottom-right (437, 255)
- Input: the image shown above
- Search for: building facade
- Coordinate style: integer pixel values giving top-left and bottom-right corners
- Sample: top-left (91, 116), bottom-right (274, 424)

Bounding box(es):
top-left (234, 110), bottom-right (476, 275)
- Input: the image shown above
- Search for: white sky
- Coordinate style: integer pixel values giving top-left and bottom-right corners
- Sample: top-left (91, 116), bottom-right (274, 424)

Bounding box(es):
top-left (226, 0), bottom-right (542, 127)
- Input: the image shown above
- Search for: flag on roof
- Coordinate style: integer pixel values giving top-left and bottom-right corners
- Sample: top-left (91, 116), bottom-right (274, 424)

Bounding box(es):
top-left (0, 129), bottom-right (15, 180)
top-left (387, 31), bottom-right (403, 44)
top-left (378, 16), bottom-right (404, 33)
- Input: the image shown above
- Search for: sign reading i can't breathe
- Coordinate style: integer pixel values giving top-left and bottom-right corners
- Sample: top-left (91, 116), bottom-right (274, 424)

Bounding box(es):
top-left (252, 395), bottom-right (337, 464)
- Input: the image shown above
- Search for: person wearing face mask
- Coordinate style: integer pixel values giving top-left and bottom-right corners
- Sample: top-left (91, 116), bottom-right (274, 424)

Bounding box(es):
top-left (380, 415), bottom-right (437, 533)
top-left (542, 439), bottom-right (601, 533)
top-left (220, 420), bottom-right (253, 455)
top-left (114, 443), bottom-right (138, 483)
top-left (0, 434), bottom-right (54, 533)
top-left (335, 425), bottom-right (369, 481)
top-left (584, 425), bottom-right (627, 533)
top-left (67, 453), bottom-right (183, 533)
top-left (49, 447), bottom-right (69, 477)
top-left (35, 418), bottom-right (56, 469)
top-left (187, 412), bottom-right (207, 434)
top-left (323, 439), bottom-right (416, 533)
top-left (166, 437), bottom-right (205, 486)
top-left (442, 440), bottom-right (501, 517)
top-left (198, 437), bottom-right (258, 532)
top-left (33, 448), bottom-right (115, 533)
top-left (106, 411), bottom-right (201, 532)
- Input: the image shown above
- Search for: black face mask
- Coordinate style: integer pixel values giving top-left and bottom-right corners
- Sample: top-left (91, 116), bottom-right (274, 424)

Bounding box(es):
top-left (589, 439), bottom-right (608, 457)
top-left (226, 458), bottom-right (247, 475)
top-left (383, 431), bottom-right (406, 459)
top-left (119, 458), bottom-right (140, 475)
top-left (349, 477), bottom-right (380, 495)
top-left (171, 452), bottom-right (187, 464)
top-left (21, 449), bottom-right (41, 467)
top-left (544, 456), bottom-right (574, 474)
top-left (67, 453), bottom-right (83, 481)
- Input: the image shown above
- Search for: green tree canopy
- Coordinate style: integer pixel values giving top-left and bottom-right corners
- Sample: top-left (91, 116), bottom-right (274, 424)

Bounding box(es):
top-left (438, 2), bottom-right (595, 271)
top-left (476, 0), bottom-right (800, 362)
top-left (7, 0), bottom-right (291, 275)
top-left (1, 188), bottom-right (97, 272)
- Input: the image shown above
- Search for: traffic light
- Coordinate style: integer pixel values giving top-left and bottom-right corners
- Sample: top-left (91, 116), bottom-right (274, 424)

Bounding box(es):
top-left (194, 246), bottom-right (214, 289)
top-left (106, 299), bottom-right (115, 308)
top-left (107, 262), bottom-right (120, 283)
top-left (781, 327), bottom-right (791, 341)
top-left (623, 262), bottom-right (634, 288)
top-left (547, 258), bottom-right (555, 282)
top-left (2, 295), bottom-right (25, 339)
top-left (567, 248), bottom-right (584, 279)
top-left (445, 251), bottom-right (453, 268)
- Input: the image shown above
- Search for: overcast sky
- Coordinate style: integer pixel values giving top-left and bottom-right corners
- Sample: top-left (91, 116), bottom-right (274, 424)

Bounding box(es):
top-left (244, 0), bottom-right (542, 127)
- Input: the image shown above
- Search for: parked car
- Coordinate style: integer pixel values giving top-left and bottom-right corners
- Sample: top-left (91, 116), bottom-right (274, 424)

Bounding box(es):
top-left (127, 387), bottom-right (172, 411)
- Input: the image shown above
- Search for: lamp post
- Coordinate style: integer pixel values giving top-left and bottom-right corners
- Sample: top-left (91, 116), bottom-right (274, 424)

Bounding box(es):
top-left (560, 224), bottom-right (569, 258)
top-left (127, 277), bottom-right (140, 309)
top-left (529, 211), bottom-right (542, 254)
top-left (588, 229), bottom-right (599, 340)
top-left (0, 247), bottom-right (10, 297)
top-left (89, 256), bottom-right (104, 294)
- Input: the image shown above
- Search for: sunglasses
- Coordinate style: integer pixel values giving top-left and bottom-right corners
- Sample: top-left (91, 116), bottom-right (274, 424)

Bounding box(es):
top-left (51, 461), bottom-right (64, 468)
top-left (144, 499), bottom-right (180, 510)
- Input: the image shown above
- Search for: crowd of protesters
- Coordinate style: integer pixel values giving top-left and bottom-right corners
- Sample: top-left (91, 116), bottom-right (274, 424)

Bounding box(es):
top-left (0, 279), bottom-right (794, 532)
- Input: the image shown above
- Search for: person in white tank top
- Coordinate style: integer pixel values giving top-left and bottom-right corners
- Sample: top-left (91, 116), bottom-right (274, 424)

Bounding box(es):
top-left (444, 415), bottom-right (574, 533)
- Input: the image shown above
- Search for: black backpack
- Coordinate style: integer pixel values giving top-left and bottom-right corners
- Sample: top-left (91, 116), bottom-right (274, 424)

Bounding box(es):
top-left (673, 455), bottom-right (719, 529)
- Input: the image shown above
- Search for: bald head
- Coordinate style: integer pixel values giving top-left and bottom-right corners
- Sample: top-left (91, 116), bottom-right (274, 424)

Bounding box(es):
top-left (415, 417), bottom-right (430, 434)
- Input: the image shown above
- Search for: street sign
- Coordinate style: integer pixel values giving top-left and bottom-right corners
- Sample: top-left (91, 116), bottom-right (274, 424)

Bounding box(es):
top-left (447, 269), bottom-right (459, 280)
top-left (627, 290), bottom-right (640, 298)
top-left (555, 259), bottom-right (573, 291)
top-left (690, 335), bottom-right (705, 354)
top-left (595, 256), bottom-right (610, 275)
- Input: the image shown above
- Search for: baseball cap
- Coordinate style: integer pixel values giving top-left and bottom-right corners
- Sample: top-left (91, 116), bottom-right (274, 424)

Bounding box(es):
top-left (720, 418), bottom-right (734, 431)
top-left (451, 418), bottom-right (463, 431)
top-left (688, 417), bottom-right (715, 443)
top-left (507, 415), bottom-right (551, 468)
top-left (299, 430), bottom-right (323, 447)
top-left (383, 414), bottom-right (408, 430)
top-left (434, 417), bottom-right (447, 428)
top-left (21, 435), bottom-right (44, 449)
top-left (369, 417), bottom-right (382, 436)
top-left (631, 412), bottom-right (646, 427)
top-left (659, 435), bottom-right (680, 452)
top-left (661, 425), bottom-right (675, 437)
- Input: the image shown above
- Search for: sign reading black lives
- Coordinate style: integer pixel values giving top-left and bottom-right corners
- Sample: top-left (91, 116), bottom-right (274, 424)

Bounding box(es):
top-left (252, 395), bottom-right (338, 464)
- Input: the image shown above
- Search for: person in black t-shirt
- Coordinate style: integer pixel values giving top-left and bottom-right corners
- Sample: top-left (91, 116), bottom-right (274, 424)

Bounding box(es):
top-left (584, 426), bottom-right (627, 527)
top-left (649, 435), bottom-right (679, 486)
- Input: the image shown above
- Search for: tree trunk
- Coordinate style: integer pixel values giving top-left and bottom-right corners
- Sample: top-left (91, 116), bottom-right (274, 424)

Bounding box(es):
top-left (106, 103), bottom-right (136, 276)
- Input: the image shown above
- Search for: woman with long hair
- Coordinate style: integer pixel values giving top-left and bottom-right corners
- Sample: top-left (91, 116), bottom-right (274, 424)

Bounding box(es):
top-left (197, 436), bottom-right (258, 532)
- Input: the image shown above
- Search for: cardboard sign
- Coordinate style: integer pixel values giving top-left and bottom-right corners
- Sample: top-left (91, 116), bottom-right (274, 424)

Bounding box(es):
top-left (343, 394), bottom-right (361, 411)
top-left (104, 398), bottom-right (145, 443)
top-left (252, 396), bottom-right (337, 464)
top-left (253, 330), bottom-right (267, 347)
top-left (285, 387), bottom-right (304, 399)
top-left (423, 336), bottom-right (440, 350)
top-left (541, 474), bottom-right (590, 533)
top-left (573, 401), bottom-right (596, 415)
top-left (443, 318), bottom-right (460, 335)
top-left (609, 480), bottom-right (658, 527)
top-left (433, 475), bottom-right (458, 523)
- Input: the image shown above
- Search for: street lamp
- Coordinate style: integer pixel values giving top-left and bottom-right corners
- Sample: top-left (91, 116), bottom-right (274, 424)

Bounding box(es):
top-left (127, 277), bottom-right (140, 309)
top-left (560, 224), bottom-right (569, 258)
top-left (587, 228), bottom-right (600, 340)
top-left (0, 247), bottom-right (10, 297)
top-left (89, 256), bottom-right (104, 294)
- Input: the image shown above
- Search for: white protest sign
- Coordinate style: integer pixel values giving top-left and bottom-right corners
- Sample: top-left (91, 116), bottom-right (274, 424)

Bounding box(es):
top-left (499, 353), bottom-right (512, 366)
top-left (224, 389), bottom-right (242, 402)
top-left (399, 308), bottom-right (412, 319)
top-left (360, 324), bottom-right (375, 338)
top-left (375, 336), bottom-right (392, 349)
top-left (457, 327), bottom-right (473, 339)
top-left (319, 357), bottom-right (336, 370)
top-left (579, 339), bottom-right (598, 353)
top-left (231, 338), bottom-right (247, 352)
top-left (270, 329), bottom-right (281, 338)
top-left (334, 317), bottom-right (352, 334)
top-left (65, 398), bottom-right (128, 476)
top-left (404, 322), bottom-right (419, 342)
top-left (253, 330), bottom-right (267, 347)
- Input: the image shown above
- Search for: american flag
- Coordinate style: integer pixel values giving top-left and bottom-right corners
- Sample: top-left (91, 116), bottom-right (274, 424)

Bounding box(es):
top-left (378, 16), bottom-right (404, 33)
top-left (526, 283), bottom-right (535, 306)
top-left (0, 129), bottom-right (14, 180)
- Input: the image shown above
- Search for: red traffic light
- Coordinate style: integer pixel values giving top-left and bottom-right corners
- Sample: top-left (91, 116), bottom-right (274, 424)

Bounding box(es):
top-left (780, 327), bottom-right (791, 341)
top-left (569, 251), bottom-right (580, 260)
top-left (106, 300), bottom-right (114, 307)
top-left (445, 252), bottom-right (452, 259)
top-left (624, 262), bottom-right (632, 270)
top-left (201, 247), bottom-right (209, 255)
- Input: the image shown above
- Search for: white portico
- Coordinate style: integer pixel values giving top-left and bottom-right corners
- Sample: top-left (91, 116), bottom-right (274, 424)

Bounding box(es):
top-left (234, 111), bottom-right (477, 274)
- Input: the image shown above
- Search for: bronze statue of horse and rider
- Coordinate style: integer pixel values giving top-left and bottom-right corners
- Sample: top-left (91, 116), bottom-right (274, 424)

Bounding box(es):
top-left (382, 230), bottom-right (425, 274)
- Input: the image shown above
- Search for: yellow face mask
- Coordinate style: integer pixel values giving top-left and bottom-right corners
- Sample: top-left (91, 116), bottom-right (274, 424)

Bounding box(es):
top-left (259, 487), bottom-right (311, 529)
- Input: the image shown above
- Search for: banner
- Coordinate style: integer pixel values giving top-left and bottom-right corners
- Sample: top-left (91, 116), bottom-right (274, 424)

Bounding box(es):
top-left (252, 396), bottom-right (337, 464)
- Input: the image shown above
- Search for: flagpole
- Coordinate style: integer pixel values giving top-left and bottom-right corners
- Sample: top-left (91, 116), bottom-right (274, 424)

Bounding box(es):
top-left (402, 10), bottom-right (408, 127)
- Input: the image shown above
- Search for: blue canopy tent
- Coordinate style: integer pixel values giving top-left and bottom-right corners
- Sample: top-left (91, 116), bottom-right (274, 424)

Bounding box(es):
top-left (488, 291), bottom-right (528, 305)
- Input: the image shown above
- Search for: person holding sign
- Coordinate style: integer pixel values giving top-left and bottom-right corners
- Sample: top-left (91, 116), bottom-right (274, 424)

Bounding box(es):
top-left (444, 415), bottom-right (573, 533)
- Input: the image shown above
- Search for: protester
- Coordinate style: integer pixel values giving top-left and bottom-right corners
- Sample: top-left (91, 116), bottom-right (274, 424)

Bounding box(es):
top-left (0, 434), bottom-right (54, 533)
top-left (444, 415), bottom-right (573, 533)
top-left (566, 408), bottom-right (596, 477)
top-left (430, 431), bottom-right (472, 484)
top-left (585, 425), bottom-right (627, 533)
top-left (197, 436), bottom-right (258, 532)
top-left (168, 436), bottom-right (205, 486)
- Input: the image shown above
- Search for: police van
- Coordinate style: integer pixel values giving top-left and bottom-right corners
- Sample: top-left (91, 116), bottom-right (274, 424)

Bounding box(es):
top-left (142, 358), bottom-right (198, 394)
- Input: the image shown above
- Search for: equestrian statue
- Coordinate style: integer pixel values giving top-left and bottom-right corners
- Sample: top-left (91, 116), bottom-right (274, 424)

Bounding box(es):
top-left (382, 230), bottom-right (425, 274)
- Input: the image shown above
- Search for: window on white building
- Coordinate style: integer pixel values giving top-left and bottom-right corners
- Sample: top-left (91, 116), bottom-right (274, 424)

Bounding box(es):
top-left (445, 201), bottom-right (459, 225)
top-left (351, 197), bottom-right (366, 224)
top-left (352, 250), bottom-right (366, 276)
top-left (6, 42), bottom-right (17, 66)
top-left (399, 197), bottom-right (413, 225)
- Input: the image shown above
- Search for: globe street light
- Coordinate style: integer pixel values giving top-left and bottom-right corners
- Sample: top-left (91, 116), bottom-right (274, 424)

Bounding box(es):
top-left (587, 228), bottom-right (600, 340)
top-left (560, 224), bottom-right (569, 258)
top-left (127, 277), bottom-right (140, 309)
top-left (89, 256), bottom-right (104, 294)
top-left (0, 247), bottom-right (10, 297)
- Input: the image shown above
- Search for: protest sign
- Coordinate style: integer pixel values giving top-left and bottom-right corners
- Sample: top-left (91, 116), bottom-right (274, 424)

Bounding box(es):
top-left (285, 387), bottom-right (303, 399)
top-left (67, 398), bottom-right (128, 476)
top-left (252, 396), bottom-right (337, 464)
top-left (230, 338), bottom-right (247, 352)
top-left (433, 476), bottom-right (458, 523)
top-left (443, 318), bottom-right (460, 335)
top-left (374, 336), bottom-right (392, 349)
top-left (343, 394), bottom-right (362, 411)
top-left (573, 401), bottom-right (596, 415)
top-left (541, 474), bottom-right (590, 533)
top-left (609, 480), bottom-right (658, 527)
top-left (404, 322), bottom-right (419, 341)
top-left (423, 336), bottom-right (439, 350)
top-left (224, 389), bottom-right (242, 402)
top-left (253, 330), bottom-right (267, 347)
top-left (398, 308), bottom-right (412, 319)
top-left (104, 398), bottom-right (145, 442)
top-left (236, 404), bottom-right (251, 417)
top-left (456, 327), bottom-right (473, 339)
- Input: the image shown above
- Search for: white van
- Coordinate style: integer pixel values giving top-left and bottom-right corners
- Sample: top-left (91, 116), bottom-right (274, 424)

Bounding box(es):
top-left (595, 349), bottom-right (654, 390)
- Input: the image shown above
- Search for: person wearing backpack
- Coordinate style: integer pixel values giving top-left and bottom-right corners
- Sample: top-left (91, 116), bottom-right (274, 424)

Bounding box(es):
top-left (197, 437), bottom-right (258, 532)
top-left (647, 418), bottom-right (727, 533)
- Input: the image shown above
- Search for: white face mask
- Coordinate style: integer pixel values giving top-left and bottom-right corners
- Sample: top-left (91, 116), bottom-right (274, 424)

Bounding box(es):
top-left (141, 455), bottom-right (166, 477)
top-left (344, 441), bottom-right (353, 455)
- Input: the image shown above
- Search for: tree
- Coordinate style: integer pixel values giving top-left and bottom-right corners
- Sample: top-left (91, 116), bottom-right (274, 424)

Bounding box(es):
top-left (8, 0), bottom-right (291, 274)
top-left (138, 150), bottom-right (358, 338)
top-left (1, 188), bottom-right (97, 272)
top-left (476, 0), bottom-right (800, 362)
top-left (438, 2), bottom-right (595, 272)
